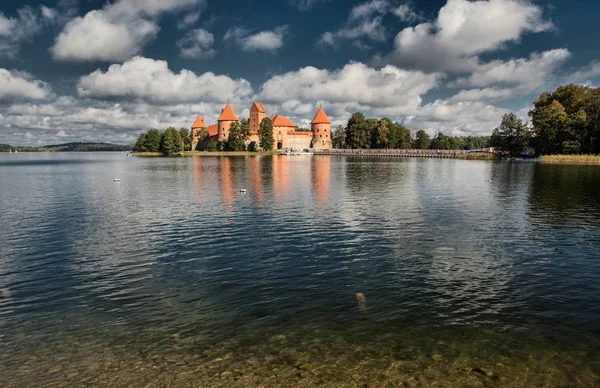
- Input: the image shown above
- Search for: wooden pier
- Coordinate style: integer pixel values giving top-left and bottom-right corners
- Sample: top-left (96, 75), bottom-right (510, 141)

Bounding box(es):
top-left (313, 149), bottom-right (470, 158)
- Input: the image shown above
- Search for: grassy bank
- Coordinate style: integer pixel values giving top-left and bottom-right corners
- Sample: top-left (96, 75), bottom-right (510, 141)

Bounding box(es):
top-left (458, 153), bottom-right (499, 160)
top-left (538, 154), bottom-right (600, 165)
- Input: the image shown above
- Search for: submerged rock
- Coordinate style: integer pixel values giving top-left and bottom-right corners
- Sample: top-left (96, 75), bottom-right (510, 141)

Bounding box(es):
top-left (356, 292), bottom-right (367, 310)
top-left (47, 366), bottom-right (63, 374)
top-left (474, 367), bottom-right (494, 377)
top-left (269, 334), bottom-right (287, 343)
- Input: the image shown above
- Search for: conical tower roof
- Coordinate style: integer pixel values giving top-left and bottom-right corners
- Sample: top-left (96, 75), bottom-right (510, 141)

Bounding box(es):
top-left (218, 102), bottom-right (238, 121)
top-left (271, 115), bottom-right (295, 127)
top-left (311, 107), bottom-right (330, 124)
top-left (191, 115), bottom-right (206, 129)
top-left (251, 102), bottom-right (266, 113)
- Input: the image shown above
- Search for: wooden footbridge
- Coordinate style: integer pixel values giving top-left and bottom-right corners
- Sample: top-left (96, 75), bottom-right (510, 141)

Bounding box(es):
top-left (313, 149), bottom-right (471, 158)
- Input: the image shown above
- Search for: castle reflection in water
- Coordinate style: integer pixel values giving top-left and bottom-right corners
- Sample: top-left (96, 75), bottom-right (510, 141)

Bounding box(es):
top-left (192, 155), bottom-right (331, 212)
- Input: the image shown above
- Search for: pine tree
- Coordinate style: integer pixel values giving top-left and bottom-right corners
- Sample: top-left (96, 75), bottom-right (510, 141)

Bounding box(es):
top-left (145, 129), bottom-right (162, 152)
top-left (133, 133), bottom-right (148, 152)
top-left (258, 117), bottom-right (274, 150)
top-left (160, 127), bottom-right (183, 156)
top-left (179, 128), bottom-right (191, 151)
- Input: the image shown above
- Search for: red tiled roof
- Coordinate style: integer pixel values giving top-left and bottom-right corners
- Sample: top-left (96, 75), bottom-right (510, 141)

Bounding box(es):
top-left (251, 102), bottom-right (266, 113)
top-left (218, 103), bottom-right (238, 121)
top-left (191, 115), bottom-right (206, 129)
top-left (207, 124), bottom-right (219, 137)
top-left (271, 115), bottom-right (295, 127)
top-left (311, 107), bottom-right (330, 124)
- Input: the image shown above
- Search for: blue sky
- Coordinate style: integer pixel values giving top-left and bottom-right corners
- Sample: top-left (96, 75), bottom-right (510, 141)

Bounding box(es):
top-left (1, 0), bottom-right (599, 145)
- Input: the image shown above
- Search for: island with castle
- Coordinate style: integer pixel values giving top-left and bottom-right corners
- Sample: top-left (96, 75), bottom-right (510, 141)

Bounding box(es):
top-left (190, 102), bottom-right (333, 151)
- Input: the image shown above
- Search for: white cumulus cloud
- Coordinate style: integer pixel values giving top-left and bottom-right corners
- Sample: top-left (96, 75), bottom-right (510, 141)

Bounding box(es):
top-left (52, 0), bottom-right (205, 62)
top-left (0, 69), bottom-right (53, 101)
top-left (259, 62), bottom-right (441, 108)
top-left (378, 0), bottom-right (553, 73)
top-left (77, 56), bottom-right (252, 104)
top-left (448, 49), bottom-right (571, 102)
top-left (225, 25), bottom-right (289, 52)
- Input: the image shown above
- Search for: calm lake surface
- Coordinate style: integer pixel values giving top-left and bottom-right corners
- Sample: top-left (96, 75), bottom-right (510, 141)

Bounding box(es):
top-left (0, 153), bottom-right (599, 387)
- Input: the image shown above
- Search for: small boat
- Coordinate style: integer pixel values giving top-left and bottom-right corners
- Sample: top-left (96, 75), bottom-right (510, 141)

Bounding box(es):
top-left (9, 150), bottom-right (12, 154)
top-left (113, 178), bottom-right (121, 182)
top-left (239, 189), bottom-right (247, 193)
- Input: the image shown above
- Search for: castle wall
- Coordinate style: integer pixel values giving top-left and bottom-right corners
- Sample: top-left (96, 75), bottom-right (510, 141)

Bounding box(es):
top-left (286, 134), bottom-right (312, 150)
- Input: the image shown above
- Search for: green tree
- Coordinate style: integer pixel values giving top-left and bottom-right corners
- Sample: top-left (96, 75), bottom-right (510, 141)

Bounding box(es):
top-left (224, 120), bottom-right (249, 151)
top-left (431, 132), bottom-right (451, 149)
top-left (396, 124), bottom-right (412, 149)
top-left (206, 140), bottom-right (218, 152)
top-left (413, 130), bottom-right (431, 149)
top-left (145, 129), bottom-right (162, 152)
top-left (133, 132), bottom-right (148, 152)
top-left (464, 136), bottom-right (490, 150)
top-left (258, 117), bottom-right (274, 150)
top-left (448, 136), bottom-right (465, 150)
top-left (372, 119), bottom-right (390, 148)
top-left (530, 99), bottom-right (569, 154)
top-left (248, 141), bottom-right (258, 152)
top-left (332, 125), bottom-right (346, 148)
top-left (179, 128), bottom-right (191, 151)
top-left (345, 112), bottom-right (369, 148)
top-left (160, 127), bottom-right (183, 156)
top-left (528, 84), bottom-right (600, 154)
top-left (491, 113), bottom-right (531, 157)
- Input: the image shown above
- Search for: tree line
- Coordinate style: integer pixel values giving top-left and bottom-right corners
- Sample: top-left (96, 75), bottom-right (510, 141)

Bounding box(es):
top-left (332, 112), bottom-right (490, 150)
top-left (133, 127), bottom-right (192, 156)
top-left (1, 142), bottom-right (132, 152)
top-left (493, 84), bottom-right (600, 156)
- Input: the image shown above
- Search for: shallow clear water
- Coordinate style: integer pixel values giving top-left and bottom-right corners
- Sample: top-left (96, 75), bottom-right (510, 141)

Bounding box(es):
top-left (0, 153), bottom-right (599, 387)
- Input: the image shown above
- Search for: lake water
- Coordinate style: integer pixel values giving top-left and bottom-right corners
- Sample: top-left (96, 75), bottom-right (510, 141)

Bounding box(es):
top-left (0, 153), bottom-right (599, 387)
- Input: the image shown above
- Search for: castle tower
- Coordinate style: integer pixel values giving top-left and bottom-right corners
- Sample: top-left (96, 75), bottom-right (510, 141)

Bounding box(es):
top-left (217, 102), bottom-right (239, 141)
top-left (311, 107), bottom-right (332, 149)
top-left (249, 102), bottom-right (267, 135)
top-left (190, 114), bottom-right (206, 151)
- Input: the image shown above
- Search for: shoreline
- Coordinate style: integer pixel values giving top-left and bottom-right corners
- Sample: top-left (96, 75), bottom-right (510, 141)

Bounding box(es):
top-left (131, 151), bottom-right (600, 165)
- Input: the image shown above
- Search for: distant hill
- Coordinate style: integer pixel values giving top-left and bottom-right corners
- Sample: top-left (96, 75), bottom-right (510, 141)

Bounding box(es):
top-left (1, 142), bottom-right (133, 152)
